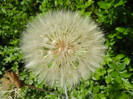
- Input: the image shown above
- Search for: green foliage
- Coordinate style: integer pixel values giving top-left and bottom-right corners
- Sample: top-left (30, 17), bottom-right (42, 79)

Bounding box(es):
top-left (0, 0), bottom-right (133, 98)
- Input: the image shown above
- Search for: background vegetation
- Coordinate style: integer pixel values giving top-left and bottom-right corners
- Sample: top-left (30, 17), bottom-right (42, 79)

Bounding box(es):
top-left (0, 0), bottom-right (133, 98)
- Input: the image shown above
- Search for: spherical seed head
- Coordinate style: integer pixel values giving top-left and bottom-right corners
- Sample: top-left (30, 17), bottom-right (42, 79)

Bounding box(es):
top-left (21, 11), bottom-right (106, 88)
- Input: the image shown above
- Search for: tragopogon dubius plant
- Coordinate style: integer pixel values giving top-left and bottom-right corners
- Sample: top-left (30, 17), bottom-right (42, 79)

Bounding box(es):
top-left (21, 11), bottom-right (106, 89)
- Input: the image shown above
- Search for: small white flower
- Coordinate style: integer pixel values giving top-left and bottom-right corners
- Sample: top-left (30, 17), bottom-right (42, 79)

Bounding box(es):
top-left (21, 11), bottom-right (106, 87)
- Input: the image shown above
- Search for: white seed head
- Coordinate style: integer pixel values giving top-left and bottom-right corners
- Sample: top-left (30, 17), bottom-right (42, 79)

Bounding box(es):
top-left (20, 11), bottom-right (106, 88)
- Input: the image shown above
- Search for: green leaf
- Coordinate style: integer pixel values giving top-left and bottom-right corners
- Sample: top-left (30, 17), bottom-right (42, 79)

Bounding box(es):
top-left (107, 68), bottom-right (114, 73)
top-left (73, 61), bottom-right (79, 67)
top-left (116, 27), bottom-right (128, 35)
top-left (114, 0), bottom-right (127, 7)
top-left (93, 86), bottom-right (99, 94)
top-left (110, 71), bottom-right (119, 77)
top-left (116, 27), bottom-right (125, 32)
top-left (123, 79), bottom-right (133, 90)
top-left (124, 57), bottom-right (130, 65)
top-left (118, 93), bottom-right (131, 99)
top-left (97, 1), bottom-right (110, 9)
top-left (104, 56), bottom-right (112, 64)
top-left (47, 63), bottom-right (52, 68)
top-left (12, 62), bottom-right (19, 71)
top-left (105, 76), bottom-right (112, 84)
top-left (97, 93), bottom-right (106, 99)
top-left (120, 71), bottom-right (132, 78)
top-left (114, 76), bottom-right (122, 83)
top-left (115, 54), bottom-right (125, 60)
top-left (108, 63), bottom-right (116, 69)
top-left (117, 63), bottom-right (126, 71)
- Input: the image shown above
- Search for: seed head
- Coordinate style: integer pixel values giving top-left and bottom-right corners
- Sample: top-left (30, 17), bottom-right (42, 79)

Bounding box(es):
top-left (21, 11), bottom-right (106, 87)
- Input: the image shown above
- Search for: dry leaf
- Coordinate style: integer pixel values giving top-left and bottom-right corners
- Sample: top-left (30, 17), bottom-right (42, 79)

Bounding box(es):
top-left (4, 71), bottom-right (23, 88)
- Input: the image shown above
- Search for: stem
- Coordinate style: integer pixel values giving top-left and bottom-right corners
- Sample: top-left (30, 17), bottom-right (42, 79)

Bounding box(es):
top-left (24, 84), bottom-right (48, 92)
top-left (65, 86), bottom-right (68, 99)
top-left (24, 84), bottom-right (65, 98)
